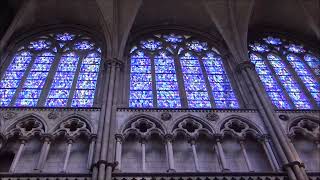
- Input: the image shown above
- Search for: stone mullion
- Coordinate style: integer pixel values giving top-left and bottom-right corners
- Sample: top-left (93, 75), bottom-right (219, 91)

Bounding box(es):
top-left (9, 138), bottom-right (27, 172)
top-left (261, 54), bottom-right (296, 109)
top-left (93, 60), bottom-right (105, 107)
top-left (10, 54), bottom-right (37, 106)
top-left (198, 54), bottom-right (216, 108)
top-left (67, 52), bottom-right (87, 107)
top-left (37, 52), bottom-right (64, 106)
top-left (223, 54), bottom-right (249, 108)
top-left (150, 54), bottom-right (158, 107)
top-left (174, 54), bottom-right (188, 108)
top-left (298, 54), bottom-right (320, 82)
top-left (281, 54), bottom-right (318, 108)
top-left (62, 138), bottom-right (74, 173)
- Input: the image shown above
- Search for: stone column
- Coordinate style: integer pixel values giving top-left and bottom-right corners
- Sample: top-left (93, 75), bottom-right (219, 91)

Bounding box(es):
top-left (62, 138), bottom-right (73, 173)
top-left (165, 134), bottom-right (175, 172)
top-left (98, 60), bottom-right (119, 180)
top-left (9, 138), bottom-right (27, 172)
top-left (237, 62), bottom-right (306, 180)
top-left (114, 134), bottom-right (123, 172)
top-left (215, 136), bottom-right (229, 171)
top-left (316, 140), bottom-right (320, 171)
top-left (87, 135), bottom-right (97, 170)
top-left (35, 134), bottom-right (52, 171)
top-left (0, 134), bottom-right (6, 150)
top-left (239, 139), bottom-right (254, 172)
top-left (141, 138), bottom-right (146, 172)
top-left (189, 139), bottom-right (200, 172)
top-left (260, 135), bottom-right (280, 171)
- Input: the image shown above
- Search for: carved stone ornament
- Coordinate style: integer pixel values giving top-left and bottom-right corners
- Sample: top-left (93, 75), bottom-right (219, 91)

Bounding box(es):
top-left (206, 112), bottom-right (219, 121)
top-left (48, 111), bottom-right (58, 119)
top-left (279, 114), bottom-right (289, 121)
top-left (161, 112), bottom-right (172, 121)
top-left (1, 111), bottom-right (17, 120)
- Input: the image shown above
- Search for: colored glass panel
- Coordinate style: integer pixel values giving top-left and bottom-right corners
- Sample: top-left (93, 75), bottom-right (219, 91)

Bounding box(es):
top-left (129, 51), bottom-right (153, 107)
top-left (203, 53), bottom-right (239, 108)
top-left (74, 40), bottom-right (95, 50)
top-left (15, 52), bottom-right (55, 106)
top-left (267, 54), bottom-right (311, 109)
top-left (249, 43), bottom-right (269, 52)
top-left (287, 54), bottom-right (320, 105)
top-left (72, 52), bottom-right (101, 107)
top-left (180, 52), bottom-right (211, 108)
top-left (141, 39), bottom-right (162, 51)
top-left (28, 39), bottom-right (52, 50)
top-left (186, 40), bottom-right (208, 52)
top-left (46, 52), bottom-right (80, 107)
top-left (263, 36), bottom-right (282, 45)
top-left (154, 52), bottom-right (181, 108)
top-left (0, 51), bottom-right (32, 106)
top-left (250, 54), bottom-right (291, 109)
top-left (304, 54), bottom-right (320, 76)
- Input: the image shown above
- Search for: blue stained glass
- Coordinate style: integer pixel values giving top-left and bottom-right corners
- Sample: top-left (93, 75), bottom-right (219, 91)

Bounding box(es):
top-left (46, 52), bottom-right (79, 107)
top-left (250, 53), bottom-right (291, 109)
top-left (180, 52), bottom-right (210, 108)
top-left (267, 54), bottom-right (311, 109)
top-left (15, 99), bottom-right (38, 106)
top-left (74, 40), bottom-right (95, 50)
top-left (129, 99), bottom-right (153, 108)
top-left (0, 51), bottom-right (32, 106)
top-left (287, 54), bottom-right (320, 103)
top-left (129, 52), bottom-right (153, 107)
top-left (72, 52), bottom-right (101, 107)
top-left (154, 52), bottom-right (181, 108)
top-left (56, 33), bottom-right (75, 41)
top-left (73, 90), bottom-right (95, 99)
top-left (28, 39), bottom-right (52, 50)
top-left (71, 99), bottom-right (94, 107)
top-left (304, 54), bottom-right (320, 76)
top-left (285, 44), bottom-right (305, 53)
top-left (188, 100), bottom-right (211, 108)
top-left (186, 41), bottom-right (208, 52)
top-left (163, 34), bottom-right (183, 43)
top-left (263, 36), bottom-right (282, 45)
top-left (141, 39), bottom-right (162, 51)
top-left (249, 43), bottom-right (269, 52)
top-left (203, 53), bottom-right (239, 108)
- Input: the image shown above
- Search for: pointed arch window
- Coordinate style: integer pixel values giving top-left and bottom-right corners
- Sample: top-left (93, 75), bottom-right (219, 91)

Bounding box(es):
top-left (129, 33), bottom-right (239, 109)
top-left (0, 32), bottom-right (102, 107)
top-left (249, 36), bottom-right (320, 109)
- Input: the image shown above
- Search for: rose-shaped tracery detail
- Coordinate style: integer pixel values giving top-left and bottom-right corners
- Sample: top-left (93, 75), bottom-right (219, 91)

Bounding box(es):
top-left (7, 118), bottom-right (44, 138)
top-left (123, 118), bottom-right (164, 140)
top-left (221, 119), bottom-right (259, 139)
top-left (53, 118), bottom-right (91, 138)
top-left (173, 118), bottom-right (212, 139)
top-left (289, 119), bottom-right (320, 140)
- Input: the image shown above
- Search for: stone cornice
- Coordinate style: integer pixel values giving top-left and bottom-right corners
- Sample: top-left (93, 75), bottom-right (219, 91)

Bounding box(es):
top-left (116, 107), bottom-right (258, 113)
top-left (0, 107), bottom-right (101, 112)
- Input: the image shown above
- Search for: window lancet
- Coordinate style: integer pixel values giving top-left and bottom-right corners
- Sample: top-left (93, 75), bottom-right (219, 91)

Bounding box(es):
top-left (129, 33), bottom-right (239, 109)
top-left (0, 32), bottom-right (102, 107)
top-left (249, 36), bottom-right (320, 109)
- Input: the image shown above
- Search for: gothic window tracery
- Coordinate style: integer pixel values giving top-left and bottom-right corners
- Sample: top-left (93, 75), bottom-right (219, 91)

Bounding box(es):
top-left (129, 33), bottom-right (239, 109)
top-left (249, 35), bottom-right (320, 109)
top-left (0, 32), bottom-right (102, 107)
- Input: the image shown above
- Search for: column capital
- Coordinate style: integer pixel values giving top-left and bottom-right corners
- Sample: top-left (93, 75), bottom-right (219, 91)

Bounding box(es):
top-left (164, 134), bottom-right (174, 142)
top-left (105, 58), bottom-right (123, 68)
top-left (213, 134), bottom-right (223, 142)
top-left (19, 137), bottom-right (28, 144)
top-left (41, 133), bottom-right (54, 142)
top-left (188, 138), bottom-right (196, 145)
top-left (236, 61), bottom-right (255, 73)
top-left (115, 134), bottom-right (124, 142)
top-left (66, 137), bottom-right (74, 144)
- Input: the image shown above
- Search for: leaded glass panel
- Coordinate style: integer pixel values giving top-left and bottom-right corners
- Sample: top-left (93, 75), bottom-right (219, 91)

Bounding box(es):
top-left (249, 35), bottom-right (319, 109)
top-left (0, 31), bottom-right (102, 107)
top-left (129, 33), bottom-right (239, 109)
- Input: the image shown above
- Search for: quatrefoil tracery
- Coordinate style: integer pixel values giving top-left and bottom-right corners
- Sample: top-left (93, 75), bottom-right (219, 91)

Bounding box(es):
top-left (173, 118), bottom-right (211, 140)
top-left (221, 119), bottom-right (259, 139)
top-left (6, 118), bottom-right (44, 139)
top-left (289, 119), bottom-right (320, 140)
top-left (123, 118), bottom-right (164, 140)
top-left (53, 118), bottom-right (91, 139)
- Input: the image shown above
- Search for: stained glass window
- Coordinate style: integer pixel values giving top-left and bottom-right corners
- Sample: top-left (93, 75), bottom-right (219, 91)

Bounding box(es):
top-left (129, 33), bottom-right (239, 109)
top-left (249, 35), bottom-right (320, 109)
top-left (0, 32), bottom-right (102, 107)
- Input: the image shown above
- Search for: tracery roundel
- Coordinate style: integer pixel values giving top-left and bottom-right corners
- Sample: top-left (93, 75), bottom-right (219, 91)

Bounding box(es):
top-left (0, 32), bottom-right (102, 107)
top-left (249, 35), bottom-right (320, 109)
top-left (129, 33), bottom-right (239, 109)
